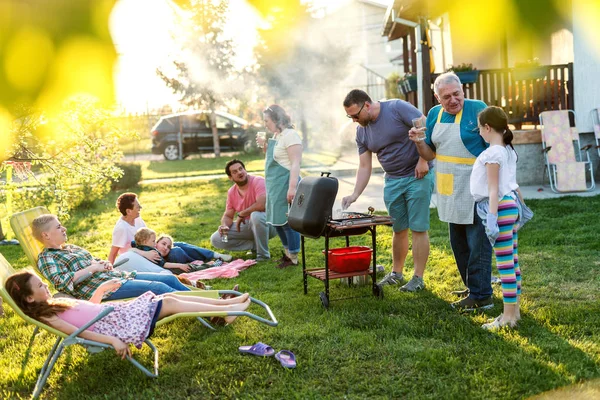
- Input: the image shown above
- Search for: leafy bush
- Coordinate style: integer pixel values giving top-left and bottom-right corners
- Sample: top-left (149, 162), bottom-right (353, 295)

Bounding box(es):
top-left (446, 63), bottom-right (476, 72)
top-left (386, 72), bottom-right (401, 99)
top-left (1, 96), bottom-right (128, 220)
top-left (111, 163), bottom-right (142, 190)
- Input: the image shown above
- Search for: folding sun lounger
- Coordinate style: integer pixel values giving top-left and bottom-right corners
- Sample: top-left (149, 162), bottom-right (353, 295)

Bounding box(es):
top-left (0, 253), bottom-right (277, 398)
top-left (10, 206), bottom-right (277, 328)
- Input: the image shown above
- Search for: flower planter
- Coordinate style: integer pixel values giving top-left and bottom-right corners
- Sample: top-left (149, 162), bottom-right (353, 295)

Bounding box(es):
top-left (513, 66), bottom-right (547, 81)
top-left (398, 75), bottom-right (418, 95)
top-left (455, 70), bottom-right (480, 84)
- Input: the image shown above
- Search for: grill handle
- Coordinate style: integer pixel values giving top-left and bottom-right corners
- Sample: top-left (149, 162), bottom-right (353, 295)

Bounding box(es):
top-left (320, 172), bottom-right (331, 177)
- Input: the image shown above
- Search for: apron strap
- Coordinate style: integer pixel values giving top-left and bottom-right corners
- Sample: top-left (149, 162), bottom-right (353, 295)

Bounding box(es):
top-left (436, 108), bottom-right (463, 124)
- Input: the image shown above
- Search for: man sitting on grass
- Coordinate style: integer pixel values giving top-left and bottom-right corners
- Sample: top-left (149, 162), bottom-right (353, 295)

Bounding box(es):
top-left (33, 214), bottom-right (191, 301)
top-left (210, 159), bottom-right (277, 261)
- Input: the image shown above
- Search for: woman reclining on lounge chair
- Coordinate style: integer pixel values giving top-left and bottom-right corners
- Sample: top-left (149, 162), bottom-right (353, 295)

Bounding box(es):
top-left (6, 271), bottom-right (250, 359)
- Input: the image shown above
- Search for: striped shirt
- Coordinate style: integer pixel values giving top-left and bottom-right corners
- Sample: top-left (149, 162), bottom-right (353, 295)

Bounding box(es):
top-left (38, 244), bottom-right (134, 300)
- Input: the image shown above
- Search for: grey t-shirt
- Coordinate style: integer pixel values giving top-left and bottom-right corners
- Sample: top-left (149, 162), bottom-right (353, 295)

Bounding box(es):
top-left (356, 99), bottom-right (431, 178)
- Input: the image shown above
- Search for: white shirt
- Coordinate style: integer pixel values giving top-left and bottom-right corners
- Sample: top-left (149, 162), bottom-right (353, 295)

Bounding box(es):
top-left (112, 217), bottom-right (146, 255)
top-left (273, 128), bottom-right (302, 170)
top-left (470, 145), bottom-right (519, 202)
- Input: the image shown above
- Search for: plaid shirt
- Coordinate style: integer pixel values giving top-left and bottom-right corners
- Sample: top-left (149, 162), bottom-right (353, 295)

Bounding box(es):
top-left (37, 244), bottom-right (134, 301)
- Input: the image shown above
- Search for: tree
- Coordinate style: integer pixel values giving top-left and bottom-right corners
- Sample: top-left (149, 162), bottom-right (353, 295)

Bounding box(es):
top-left (1, 96), bottom-right (125, 221)
top-left (157, 0), bottom-right (238, 158)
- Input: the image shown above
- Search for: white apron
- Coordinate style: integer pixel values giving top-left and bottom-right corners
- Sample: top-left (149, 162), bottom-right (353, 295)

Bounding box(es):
top-left (431, 108), bottom-right (476, 224)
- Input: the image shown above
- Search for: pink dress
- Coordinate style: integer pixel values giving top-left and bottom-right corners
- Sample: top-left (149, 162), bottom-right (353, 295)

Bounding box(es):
top-left (58, 291), bottom-right (162, 348)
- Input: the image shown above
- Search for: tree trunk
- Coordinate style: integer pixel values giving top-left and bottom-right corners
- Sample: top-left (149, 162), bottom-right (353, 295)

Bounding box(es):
top-left (209, 109), bottom-right (221, 157)
top-left (0, 221), bottom-right (5, 241)
top-left (299, 102), bottom-right (308, 150)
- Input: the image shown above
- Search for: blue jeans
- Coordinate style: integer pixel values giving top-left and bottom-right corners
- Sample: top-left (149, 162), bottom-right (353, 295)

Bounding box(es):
top-left (448, 205), bottom-right (493, 300)
top-left (105, 273), bottom-right (190, 300)
top-left (274, 223), bottom-right (300, 254)
top-left (166, 242), bottom-right (214, 263)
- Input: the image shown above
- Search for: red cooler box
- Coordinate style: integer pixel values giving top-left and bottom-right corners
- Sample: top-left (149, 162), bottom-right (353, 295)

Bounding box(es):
top-left (324, 246), bottom-right (373, 273)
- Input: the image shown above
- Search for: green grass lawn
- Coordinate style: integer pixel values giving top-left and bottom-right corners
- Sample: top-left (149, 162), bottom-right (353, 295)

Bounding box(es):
top-left (1, 182), bottom-right (599, 399)
top-left (134, 150), bottom-right (340, 180)
top-left (120, 137), bottom-right (152, 156)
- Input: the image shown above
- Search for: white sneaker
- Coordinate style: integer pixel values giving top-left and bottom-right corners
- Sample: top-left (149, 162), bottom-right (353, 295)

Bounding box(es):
top-left (399, 276), bottom-right (425, 292)
top-left (214, 252), bottom-right (232, 262)
top-left (377, 271), bottom-right (404, 286)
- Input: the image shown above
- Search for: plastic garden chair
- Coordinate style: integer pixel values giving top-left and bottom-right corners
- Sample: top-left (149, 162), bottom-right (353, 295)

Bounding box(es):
top-left (9, 207), bottom-right (279, 331)
top-left (538, 110), bottom-right (595, 193)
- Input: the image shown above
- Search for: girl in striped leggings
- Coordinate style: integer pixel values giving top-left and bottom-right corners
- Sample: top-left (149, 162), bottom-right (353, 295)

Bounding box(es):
top-left (470, 106), bottom-right (528, 330)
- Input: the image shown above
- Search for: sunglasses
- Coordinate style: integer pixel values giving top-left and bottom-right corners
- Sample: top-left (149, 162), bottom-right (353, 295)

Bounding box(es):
top-left (346, 102), bottom-right (365, 119)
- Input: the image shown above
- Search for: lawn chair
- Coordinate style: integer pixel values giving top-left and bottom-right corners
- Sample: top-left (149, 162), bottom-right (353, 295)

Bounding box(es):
top-left (9, 207), bottom-right (278, 331)
top-left (10, 206), bottom-right (200, 293)
top-left (0, 253), bottom-right (277, 398)
top-left (539, 110), bottom-right (595, 193)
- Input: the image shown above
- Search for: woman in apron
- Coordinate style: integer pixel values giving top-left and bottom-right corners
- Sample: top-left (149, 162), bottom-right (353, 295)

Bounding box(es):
top-left (257, 105), bottom-right (303, 268)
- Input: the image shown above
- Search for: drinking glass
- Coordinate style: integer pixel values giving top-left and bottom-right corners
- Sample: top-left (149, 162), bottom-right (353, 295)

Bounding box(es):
top-left (256, 131), bottom-right (267, 147)
top-left (411, 116), bottom-right (427, 141)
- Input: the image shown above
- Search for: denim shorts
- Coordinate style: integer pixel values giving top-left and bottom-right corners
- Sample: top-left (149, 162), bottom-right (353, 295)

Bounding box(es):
top-left (383, 170), bottom-right (434, 232)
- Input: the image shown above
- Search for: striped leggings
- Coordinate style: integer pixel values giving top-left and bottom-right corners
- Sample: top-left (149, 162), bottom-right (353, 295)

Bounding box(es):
top-left (494, 196), bottom-right (521, 304)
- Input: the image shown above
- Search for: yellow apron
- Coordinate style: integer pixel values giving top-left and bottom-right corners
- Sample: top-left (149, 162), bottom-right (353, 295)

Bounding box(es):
top-left (431, 108), bottom-right (476, 224)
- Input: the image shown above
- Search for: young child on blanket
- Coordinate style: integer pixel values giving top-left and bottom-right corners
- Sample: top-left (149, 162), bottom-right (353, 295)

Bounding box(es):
top-left (132, 228), bottom-right (208, 287)
top-left (132, 228), bottom-right (197, 273)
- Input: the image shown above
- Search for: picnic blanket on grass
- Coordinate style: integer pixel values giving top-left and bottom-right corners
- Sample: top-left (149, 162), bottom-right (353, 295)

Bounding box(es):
top-left (180, 259), bottom-right (257, 280)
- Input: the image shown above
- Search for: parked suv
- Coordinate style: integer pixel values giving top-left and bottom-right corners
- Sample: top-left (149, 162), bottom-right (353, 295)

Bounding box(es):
top-left (151, 110), bottom-right (254, 160)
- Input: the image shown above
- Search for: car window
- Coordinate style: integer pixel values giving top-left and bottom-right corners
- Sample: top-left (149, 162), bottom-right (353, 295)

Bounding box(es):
top-left (183, 114), bottom-right (209, 130)
top-left (158, 117), bottom-right (178, 131)
top-left (216, 116), bottom-right (238, 129)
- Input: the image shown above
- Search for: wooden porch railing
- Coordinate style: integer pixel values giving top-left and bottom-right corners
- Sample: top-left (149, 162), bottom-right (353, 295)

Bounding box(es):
top-left (426, 63), bottom-right (573, 128)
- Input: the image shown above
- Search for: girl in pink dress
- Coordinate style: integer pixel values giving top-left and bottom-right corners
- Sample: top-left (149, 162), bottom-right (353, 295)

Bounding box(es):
top-left (6, 271), bottom-right (251, 359)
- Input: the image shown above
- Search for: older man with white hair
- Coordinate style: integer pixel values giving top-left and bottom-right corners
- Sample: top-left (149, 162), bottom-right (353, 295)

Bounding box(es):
top-left (409, 72), bottom-right (494, 312)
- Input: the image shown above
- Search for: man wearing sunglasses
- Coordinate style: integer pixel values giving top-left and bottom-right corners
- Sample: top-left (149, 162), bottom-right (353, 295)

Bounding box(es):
top-left (342, 89), bottom-right (434, 293)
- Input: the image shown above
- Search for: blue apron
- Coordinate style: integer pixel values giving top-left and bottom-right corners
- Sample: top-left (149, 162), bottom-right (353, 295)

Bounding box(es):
top-left (265, 138), bottom-right (292, 226)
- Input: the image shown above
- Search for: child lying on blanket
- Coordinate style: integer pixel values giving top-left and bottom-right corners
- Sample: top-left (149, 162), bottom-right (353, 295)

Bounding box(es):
top-left (131, 228), bottom-right (200, 275)
top-left (155, 234), bottom-right (231, 265)
top-left (6, 270), bottom-right (251, 358)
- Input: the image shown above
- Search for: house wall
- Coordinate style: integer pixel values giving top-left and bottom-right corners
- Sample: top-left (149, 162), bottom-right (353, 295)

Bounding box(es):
top-left (572, 0), bottom-right (600, 133)
top-left (319, 0), bottom-right (402, 88)
top-left (430, 9), bottom-right (574, 71)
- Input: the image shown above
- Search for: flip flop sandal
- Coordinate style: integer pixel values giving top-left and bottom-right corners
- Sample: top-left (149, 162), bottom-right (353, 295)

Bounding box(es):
top-left (274, 350), bottom-right (297, 368)
top-left (238, 342), bottom-right (275, 357)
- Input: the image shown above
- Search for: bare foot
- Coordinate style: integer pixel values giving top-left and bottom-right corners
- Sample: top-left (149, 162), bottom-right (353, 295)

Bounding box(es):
top-left (220, 292), bottom-right (250, 304)
top-left (224, 299), bottom-right (251, 325)
top-left (238, 293), bottom-right (250, 302)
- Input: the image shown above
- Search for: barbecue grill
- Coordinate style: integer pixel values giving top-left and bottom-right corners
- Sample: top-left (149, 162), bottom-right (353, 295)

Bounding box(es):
top-left (289, 173), bottom-right (393, 308)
